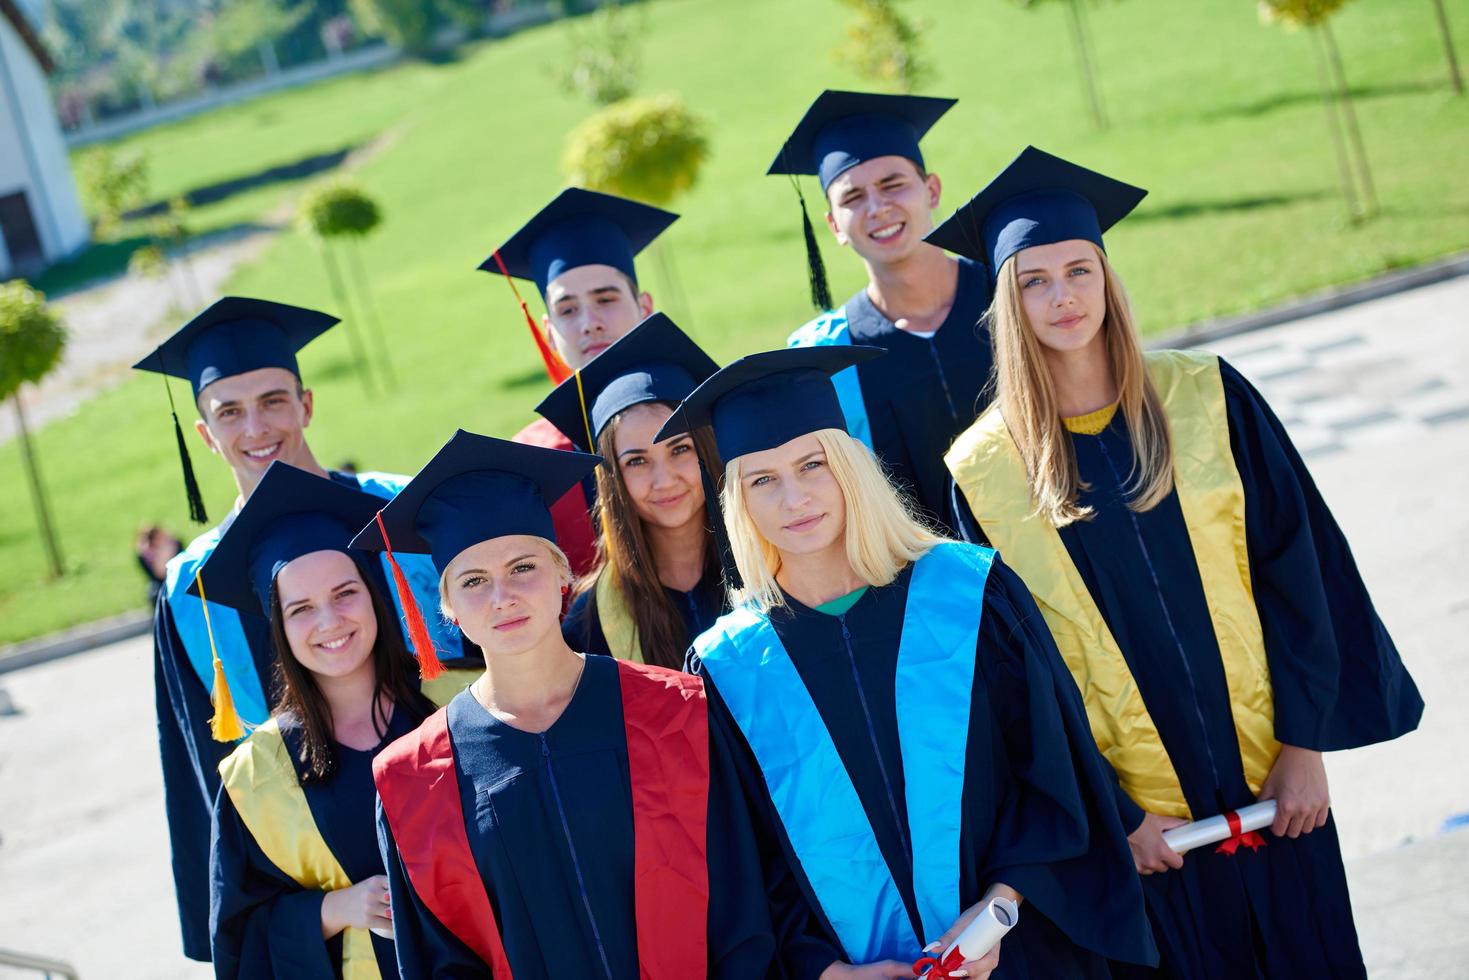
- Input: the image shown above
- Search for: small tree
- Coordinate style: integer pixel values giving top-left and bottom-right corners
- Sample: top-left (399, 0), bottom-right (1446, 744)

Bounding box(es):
top-left (77, 146), bottom-right (149, 239)
top-left (832, 0), bottom-right (933, 94)
top-left (1260, 0), bottom-right (1378, 220)
top-left (348, 0), bottom-right (433, 53)
top-left (1009, 0), bottom-right (1110, 130)
top-left (297, 180), bottom-right (394, 391)
top-left (553, 0), bottom-right (641, 106)
top-left (0, 283), bottom-right (67, 579)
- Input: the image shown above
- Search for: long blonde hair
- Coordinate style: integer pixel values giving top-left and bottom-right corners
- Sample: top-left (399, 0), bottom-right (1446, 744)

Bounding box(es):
top-left (721, 428), bottom-right (941, 614)
top-left (989, 246), bottom-right (1172, 527)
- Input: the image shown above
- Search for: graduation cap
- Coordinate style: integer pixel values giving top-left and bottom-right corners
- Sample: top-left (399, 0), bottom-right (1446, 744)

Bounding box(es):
top-left (478, 188), bottom-right (680, 384)
top-left (533, 312), bottom-right (719, 453)
top-left (655, 345), bottom-right (885, 463)
top-left (925, 146), bottom-right (1148, 281)
top-left (768, 90), bottom-right (958, 311)
top-left (132, 297), bottom-right (340, 525)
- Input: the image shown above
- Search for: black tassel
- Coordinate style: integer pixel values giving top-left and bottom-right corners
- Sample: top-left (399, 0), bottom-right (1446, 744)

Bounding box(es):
top-left (173, 411), bottom-right (208, 524)
top-left (696, 438), bottom-right (742, 594)
top-left (798, 192), bottom-right (833, 312)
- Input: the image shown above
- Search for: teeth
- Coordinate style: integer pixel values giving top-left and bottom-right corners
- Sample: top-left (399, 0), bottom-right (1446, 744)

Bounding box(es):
top-left (244, 444), bottom-right (280, 459)
top-left (870, 224), bottom-right (902, 240)
top-left (318, 634), bottom-right (351, 650)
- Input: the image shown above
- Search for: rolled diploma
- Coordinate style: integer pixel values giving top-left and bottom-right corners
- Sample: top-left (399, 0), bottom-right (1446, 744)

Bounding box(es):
top-left (923, 897), bottom-right (1019, 973)
top-left (1162, 800), bottom-right (1277, 855)
top-left (370, 925), bottom-right (395, 939)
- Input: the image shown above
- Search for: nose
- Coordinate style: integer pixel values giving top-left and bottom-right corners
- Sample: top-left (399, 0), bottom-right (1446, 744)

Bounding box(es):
top-left (488, 577), bottom-right (518, 610)
top-left (243, 405), bottom-right (270, 437)
top-left (780, 479), bottom-right (811, 513)
top-left (1050, 278), bottom-right (1076, 308)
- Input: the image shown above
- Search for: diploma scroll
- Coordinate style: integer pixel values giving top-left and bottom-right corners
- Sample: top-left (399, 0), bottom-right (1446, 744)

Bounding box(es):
top-left (1162, 800), bottom-right (1276, 855)
top-left (912, 897), bottom-right (1019, 978)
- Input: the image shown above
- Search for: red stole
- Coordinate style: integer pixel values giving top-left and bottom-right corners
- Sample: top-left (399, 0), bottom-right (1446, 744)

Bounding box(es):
top-left (512, 418), bottom-right (597, 576)
top-left (373, 660), bottom-right (711, 979)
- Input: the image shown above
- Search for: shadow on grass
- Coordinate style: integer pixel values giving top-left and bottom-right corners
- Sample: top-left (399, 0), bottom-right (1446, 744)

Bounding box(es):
top-left (499, 367), bottom-right (553, 391)
top-left (1201, 80), bottom-right (1444, 122)
top-left (123, 144), bottom-right (359, 219)
top-left (30, 221), bottom-right (277, 299)
top-left (1131, 190), bottom-right (1332, 223)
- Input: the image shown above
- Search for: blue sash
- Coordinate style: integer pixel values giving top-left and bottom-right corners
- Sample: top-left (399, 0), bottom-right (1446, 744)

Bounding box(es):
top-left (696, 542), bottom-right (994, 961)
top-left (788, 307), bottom-right (873, 452)
top-left (164, 471), bottom-right (459, 730)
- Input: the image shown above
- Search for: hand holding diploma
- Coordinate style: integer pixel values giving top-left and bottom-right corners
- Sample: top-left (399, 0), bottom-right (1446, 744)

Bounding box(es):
top-left (913, 891), bottom-right (1020, 979)
top-left (1162, 801), bottom-right (1276, 856)
top-left (1258, 744), bottom-right (1331, 838)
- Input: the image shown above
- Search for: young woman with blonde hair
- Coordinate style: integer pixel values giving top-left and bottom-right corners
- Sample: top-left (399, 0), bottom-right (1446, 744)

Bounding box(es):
top-left (352, 431), bottom-right (778, 978)
top-left (934, 146), bottom-right (1423, 979)
top-left (536, 313), bottom-right (726, 668)
top-left (658, 347), bottom-right (1156, 980)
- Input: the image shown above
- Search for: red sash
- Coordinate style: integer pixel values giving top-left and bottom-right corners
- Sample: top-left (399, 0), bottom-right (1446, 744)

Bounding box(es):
top-left (512, 418), bottom-right (597, 576)
top-left (373, 660), bottom-right (710, 978)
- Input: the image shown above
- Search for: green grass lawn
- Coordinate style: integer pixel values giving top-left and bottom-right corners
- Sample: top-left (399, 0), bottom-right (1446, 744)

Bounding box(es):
top-left (3, 0), bottom-right (1467, 645)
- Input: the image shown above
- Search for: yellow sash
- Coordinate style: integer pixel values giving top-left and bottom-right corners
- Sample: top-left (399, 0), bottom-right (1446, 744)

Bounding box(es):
top-left (946, 350), bottom-right (1279, 818)
top-left (420, 667), bottom-right (482, 707)
top-left (218, 719), bottom-right (380, 980)
top-left (594, 570), bottom-right (645, 663)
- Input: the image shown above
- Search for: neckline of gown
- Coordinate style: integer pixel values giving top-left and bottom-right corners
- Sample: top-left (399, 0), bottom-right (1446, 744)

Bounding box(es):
top-left (458, 653), bottom-right (601, 739)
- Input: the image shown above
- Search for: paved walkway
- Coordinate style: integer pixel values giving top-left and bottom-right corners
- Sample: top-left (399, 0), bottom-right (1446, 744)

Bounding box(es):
top-left (1, 276), bottom-right (1466, 976)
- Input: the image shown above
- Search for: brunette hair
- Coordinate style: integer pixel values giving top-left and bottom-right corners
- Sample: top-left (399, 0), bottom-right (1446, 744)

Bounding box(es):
top-left (268, 555), bottom-right (434, 783)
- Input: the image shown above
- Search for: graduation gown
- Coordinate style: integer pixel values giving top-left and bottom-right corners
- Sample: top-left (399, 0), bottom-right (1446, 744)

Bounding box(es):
top-left (374, 655), bottom-right (778, 979)
top-left (211, 707), bottom-right (424, 979)
top-left (690, 545), bottom-right (1157, 980)
top-left (510, 418), bottom-right (598, 576)
top-left (155, 469), bottom-right (482, 960)
top-left (947, 353), bottom-right (1423, 978)
top-left (561, 568), bottom-right (725, 663)
top-left (786, 256), bottom-right (993, 533)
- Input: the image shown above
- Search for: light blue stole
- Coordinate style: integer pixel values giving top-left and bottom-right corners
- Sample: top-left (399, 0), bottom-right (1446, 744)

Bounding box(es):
top-left (787, 307), bottom-right (873, 452)
top-left (696, 542), bottom-right (995, 962)
top-left (163, 470), bottom-right (459, 730)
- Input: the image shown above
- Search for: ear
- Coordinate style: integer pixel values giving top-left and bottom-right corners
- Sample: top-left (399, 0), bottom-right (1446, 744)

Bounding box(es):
top-left (299, 388), bottom-right (314, 428)
top-left (825, 209), bottom-right (848, 247)
top-left (194, 417), bottom-right (221, 455)
top-left (925, 171), bottom-right (942, 211)
top-left (637, 291), bottom-right (654, 317)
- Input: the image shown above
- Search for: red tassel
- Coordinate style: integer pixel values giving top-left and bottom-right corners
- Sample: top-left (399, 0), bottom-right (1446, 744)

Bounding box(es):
top-left (489, 250), bottom-right (572, 384)
top-left (375, 511), bottom-right (444, 680)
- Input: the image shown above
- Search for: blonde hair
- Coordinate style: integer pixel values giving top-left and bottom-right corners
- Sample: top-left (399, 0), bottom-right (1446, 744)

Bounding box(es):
top-left (438, 536), bottom-right (571, 624)
top-left (989, 246), bottom-right (1173, 527)
top-left (721, 428), bottom-right (941, 614)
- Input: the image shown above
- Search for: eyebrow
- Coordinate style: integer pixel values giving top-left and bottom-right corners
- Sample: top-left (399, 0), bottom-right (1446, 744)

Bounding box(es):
top-left (211, 388), bottom-right (292, 411)
top-left (618, 435), bottom-right (689, 459)
top-left (504, 553), bottom-right (537, 568)
top-left (282, 579), bottom-right (356, 609)
top-left (744, 450), bottom-right (823, 478)
top-left (1017, 258), bottom-right (1094, 276)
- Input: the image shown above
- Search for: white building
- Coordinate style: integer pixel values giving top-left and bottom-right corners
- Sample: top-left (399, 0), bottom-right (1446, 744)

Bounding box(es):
top-left (0, 0), bottom-right (88, 279)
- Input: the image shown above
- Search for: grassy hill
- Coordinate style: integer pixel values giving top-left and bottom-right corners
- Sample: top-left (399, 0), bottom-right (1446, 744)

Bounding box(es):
top-left (3, 0), bottom-right (1467, 644)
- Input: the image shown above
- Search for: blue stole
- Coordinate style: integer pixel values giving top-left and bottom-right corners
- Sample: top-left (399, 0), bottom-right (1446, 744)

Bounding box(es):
top-left (696, 542), bottom-right (994, 961)
top-left (163, 470), bottom-right (458, 730)
top-left (787, 307), bottom-right (873, 452)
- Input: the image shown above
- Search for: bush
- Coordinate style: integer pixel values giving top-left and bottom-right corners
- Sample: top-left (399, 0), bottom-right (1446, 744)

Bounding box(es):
top-left (1258, 0), bottom-right (1349, 27)
top-left (832, 0), bottom-right (932, 93)
top-left (298, 180), bottom-right (384, 238)
top-left (349, 0), bottom-right (434, 52)
top-left (553, 0), bottom-right (640, 106)
top-left (561, 93), bottom-right (708, 207)
top-left (0, 282), bottom-right (66, 401)
top-left (77, 147), bottom-right (149, 238)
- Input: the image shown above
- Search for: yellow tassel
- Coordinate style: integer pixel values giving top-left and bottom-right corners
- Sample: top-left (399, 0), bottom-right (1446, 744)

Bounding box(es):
top-left (196, 571), bottom-right (245, 742)
top-left (573, 368), bottom-right (594, 452)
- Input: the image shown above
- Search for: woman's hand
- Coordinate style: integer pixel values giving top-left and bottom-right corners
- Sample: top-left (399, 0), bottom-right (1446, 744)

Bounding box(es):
top-left (1258, 744), bottom-right (1330, 838)
top-left (817, 960), bottom-right (912, 980)
top-left (320, 874), bottom-right (392, 939)
top-left (1128, 812), bottom-right (1188, 874)
top-left (913, 884), bottom-right (1018, 979)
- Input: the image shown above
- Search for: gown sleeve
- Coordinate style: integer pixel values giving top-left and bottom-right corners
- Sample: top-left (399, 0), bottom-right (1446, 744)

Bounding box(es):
top-left (376, 796), bottom-right (491, 979)
top-left (947, 479), bottom-right (990, 546)
top-left (155, 590), bottom-right (227, 961)
top-left (209, 782), bottom-right (338, 978)
top-left (974, 560), bottom-right (1158, 968)
top-left (1220, 359), bottom-right (1423, 750)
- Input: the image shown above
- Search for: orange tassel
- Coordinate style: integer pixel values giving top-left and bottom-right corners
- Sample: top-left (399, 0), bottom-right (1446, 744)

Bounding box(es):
top-left (489, 250), bottom-right (572, 384)
top-left (195, 572), bottom-right (245, 741)
top-left (376, 511), bottom-right (444, 679)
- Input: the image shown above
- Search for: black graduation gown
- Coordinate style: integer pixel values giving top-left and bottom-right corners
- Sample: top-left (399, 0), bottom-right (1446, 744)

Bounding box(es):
top-left (210, 709), bottom-right (420, 978)
top-left (376, 655), bottom-right (778, 979)
top-left (560, 570), bottom-right (726, 660)
top-left (155, 471), bottom-right (482, 960)
top-left (845, 255), bottom-right (993, 534)
top-left (953, 361), bottom-right (1423, 978)
top-left (690, 559), bottom-right (1157, 980)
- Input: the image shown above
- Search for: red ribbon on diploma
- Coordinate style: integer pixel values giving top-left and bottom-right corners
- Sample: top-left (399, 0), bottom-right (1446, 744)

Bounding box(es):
top-left (1215, 808), bottom-right (1268, 856)
top-left (912, 946), bottom-right (964, 978)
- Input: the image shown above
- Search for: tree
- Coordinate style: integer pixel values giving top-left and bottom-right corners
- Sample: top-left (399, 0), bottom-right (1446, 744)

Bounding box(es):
top-left (348, 0), bottom-right (434, 53)
top-left (297, 180), bottom-right (395, 392)
top-left (0, 283), bottom-right (67, 579)
top-left (831, 0), bottom-right (933, 94)
top-left (1009, 0), bottom-right (1110, 130)
top-left (189, 0), bottom-right (311, 78)
top-left (1260, 0), bottom-right (1378, 220)
top-left (77, 146), bottom-right (149, 239)
top-left (552, 0), bottom-right (641, 106)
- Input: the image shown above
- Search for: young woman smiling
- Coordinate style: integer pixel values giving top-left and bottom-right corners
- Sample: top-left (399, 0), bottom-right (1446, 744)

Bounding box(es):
top-left (201, 462), bottom-right (477, 979)
top-left (537, 313), bottom-right (725, 667)
top-left (356, 431), bottom-right (778, 979)
top-left (935, 147), bottom-right (1423, 979)
top-left (658, 347), bottom-right (1156, 980)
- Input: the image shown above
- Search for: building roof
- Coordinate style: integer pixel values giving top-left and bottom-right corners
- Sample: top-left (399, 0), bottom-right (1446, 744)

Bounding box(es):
top-left (0, 0), bottom-right (55, 75)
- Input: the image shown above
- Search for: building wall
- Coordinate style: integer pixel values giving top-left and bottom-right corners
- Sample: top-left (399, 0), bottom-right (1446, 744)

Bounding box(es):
top-left (0, 13), bottom-right (89, 278)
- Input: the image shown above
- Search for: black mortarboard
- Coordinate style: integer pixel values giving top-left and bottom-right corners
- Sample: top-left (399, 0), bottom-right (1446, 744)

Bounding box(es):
top-left (925, 146), bottom-right (1148, 281)
top-left (350, 430), bottom-right (602, 576)
top-left (132, 296), bottom-right (340, 524)
top-left (188, 461), bottom-right (382, 618)
top-left (655, 346), bottom-right (885, 462)
top-left (533, 313), bottom-right (719, 453)
top-left (767, 89), bottom-right (958, 192)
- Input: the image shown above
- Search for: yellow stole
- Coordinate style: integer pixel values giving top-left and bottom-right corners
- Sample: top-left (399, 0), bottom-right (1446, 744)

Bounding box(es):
top-left (946, 350), bottom-right (1279, 818)
top-left (216, 677), bottom-right (476, 978)
top-left (594, 570), bottom-right (645, 663)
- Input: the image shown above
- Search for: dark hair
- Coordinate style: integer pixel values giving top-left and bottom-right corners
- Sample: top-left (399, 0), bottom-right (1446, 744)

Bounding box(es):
top-left (576, 404), bottom-right (721, 670)
top-left (268, 555), bottom-right (435, 783)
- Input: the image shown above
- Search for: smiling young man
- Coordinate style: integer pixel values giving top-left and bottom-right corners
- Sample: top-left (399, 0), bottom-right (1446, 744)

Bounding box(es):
top-left (133, 297), bottom-right (479, 961)
top-left (774, 91), bottom-right (994, 535)
top-left (480, 188), bottom-right (678, 575)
